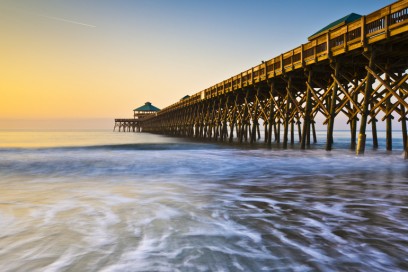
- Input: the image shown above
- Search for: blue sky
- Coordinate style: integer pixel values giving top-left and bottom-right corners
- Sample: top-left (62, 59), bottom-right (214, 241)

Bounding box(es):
top-left (0, 0), bottom-right (394, 129)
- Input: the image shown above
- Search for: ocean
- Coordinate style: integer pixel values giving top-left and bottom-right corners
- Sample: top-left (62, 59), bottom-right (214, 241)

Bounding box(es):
top-left (0, 130), bottom-right (407, 272)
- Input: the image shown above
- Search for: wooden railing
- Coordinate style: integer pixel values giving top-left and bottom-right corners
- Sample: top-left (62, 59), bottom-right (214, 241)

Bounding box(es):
top-left (156, 0), bottom-right (408, 116)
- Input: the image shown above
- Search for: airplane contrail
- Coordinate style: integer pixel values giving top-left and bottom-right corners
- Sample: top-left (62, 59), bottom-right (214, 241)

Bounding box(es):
top-left (4, 6), bottom-right (96, 28)
top-left (39, 14), bottom-right (96, 28)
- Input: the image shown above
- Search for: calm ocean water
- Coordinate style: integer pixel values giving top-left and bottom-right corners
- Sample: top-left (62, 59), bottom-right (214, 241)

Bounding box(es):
top-left (0, 130), bottom-right (407, 272)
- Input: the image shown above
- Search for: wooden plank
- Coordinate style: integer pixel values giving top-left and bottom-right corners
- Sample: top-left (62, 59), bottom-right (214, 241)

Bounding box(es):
top-left (390, 0), bottom-right (408, 13)
top-left (330, 26), bottom-right (347, 38)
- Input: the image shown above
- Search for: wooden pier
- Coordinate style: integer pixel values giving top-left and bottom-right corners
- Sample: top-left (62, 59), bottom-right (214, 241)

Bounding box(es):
top-left (135, 1), bottom-right (408, 157)
top-left (113, 119), bottom-right (141, 132)
top-left (114, 102), bottom-right (160, 132)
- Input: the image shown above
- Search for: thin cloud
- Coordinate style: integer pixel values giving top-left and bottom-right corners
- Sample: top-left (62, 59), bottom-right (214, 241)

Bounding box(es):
top-left (2, 5), bottom-right (96, 28)
top-left (39, 14), bottom-right (96, 28)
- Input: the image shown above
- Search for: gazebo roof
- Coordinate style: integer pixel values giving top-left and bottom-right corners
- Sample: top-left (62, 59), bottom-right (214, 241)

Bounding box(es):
top-left (308, 13), bottom-right (362, 41)
top-left (133, 102), bottom-right (160, 112)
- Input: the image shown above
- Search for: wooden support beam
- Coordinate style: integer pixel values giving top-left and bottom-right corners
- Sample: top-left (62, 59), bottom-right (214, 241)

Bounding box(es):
top-left (268, 82), bottom-right (275, 145)
top-left (357, 50), bottom-right (376, 155)
top-left (350, 76), bottom-right (359, 150)
top-left (366, 66), bottom-right (408, 110)
top-left (400, 88), bottom-right (408, 159)
top-left (307, 82), bottom-right (330, 117)
top-left (297, 119), bottom-right (302, 142)
top-left (229, 98), bottom-right (238, 143)
top-left (326, 62), bottom-right (340, 151)
top-left (251, 88), bottom-right (260, 144)
top-left (370, 102), bottom-right (379, 149)
top-left (239, 93), bottom-right (249, 143)
top-left (312, 119), bottom-right (317, 144)
top-left (257, 123), bottom-right (261, 140)
top-left (386, 95), bottom-right (392, 151)
top-left (283, 78), bottom-right (292, 149)
top-left (332, 75), bottom-right (362, 115)
top-left (385, 65), bottom-right (392, 151)
top-left (290, 120), bottom-right (295, 145)
top-left (301, 70), bottom-right (313, 149)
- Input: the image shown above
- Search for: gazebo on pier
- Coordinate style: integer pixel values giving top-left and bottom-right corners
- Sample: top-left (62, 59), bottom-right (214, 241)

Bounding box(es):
top-left (134, 102), bottom-right (160, 119)
top-left (114, 102), bottom-right (160, 132)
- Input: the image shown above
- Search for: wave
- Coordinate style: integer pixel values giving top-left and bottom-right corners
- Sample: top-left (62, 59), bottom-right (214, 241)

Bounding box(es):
top-left (0, 142), bottom-right (223, 153)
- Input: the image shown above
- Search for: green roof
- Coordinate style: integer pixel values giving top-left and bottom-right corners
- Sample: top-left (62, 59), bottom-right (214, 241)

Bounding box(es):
top-left (308, 13), bottom-right (362, 41)
top-left (133, 102), bottom-right (160, 112)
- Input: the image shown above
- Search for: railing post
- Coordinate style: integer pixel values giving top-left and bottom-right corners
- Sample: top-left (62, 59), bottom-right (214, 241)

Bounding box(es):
top-left (361, 16), bottom-right (367, 48)
top-left (326, 30), bottom-right (331, 59)
top-left (280, 54), bottom-right (284, 74)
top-left (315, 40), bottom-right (318, 62)
top-left (385, 5), bottom-right (390, 38)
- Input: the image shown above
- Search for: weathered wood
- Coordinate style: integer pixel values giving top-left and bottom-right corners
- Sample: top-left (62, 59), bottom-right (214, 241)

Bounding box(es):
top-left (401, 89), bottom-right (407, 157)
top-left (371, 103), bottom-right (379, 149)
top-left (357, 51), bottom-right (376, 155)
top-left (385, 66), bottom-right (392, 151)
top-left (312, 120), bottom-right (317, 144)
top-left (251, 88), bottom-right (260, 144)
top-left (350, 78), bottom-right (358, 150)
top-left (268, 83), bottom-right (275, 145)
top-left (257, 123), bottom-right (261, 140)
top-left (297, 120), bottom-right (302, 142)
top-left (229, 98), bottom-right (238, 143)
top-left (301, 70), bottom-right (313, 149)
top-left (283, 77), bottom-right (292, 149)
top-left (291, 120), bottom-right (295, 144)
top-left (326, 62), bottom-right (340, 151)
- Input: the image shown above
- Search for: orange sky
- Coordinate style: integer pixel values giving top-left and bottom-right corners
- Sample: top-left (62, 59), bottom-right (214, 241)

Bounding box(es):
top-left (0, 0), bottom-right (392, 130)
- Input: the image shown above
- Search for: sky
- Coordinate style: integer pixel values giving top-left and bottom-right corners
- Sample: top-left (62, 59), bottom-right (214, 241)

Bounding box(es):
top-left (0, 0), bottom-right (393, 130)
